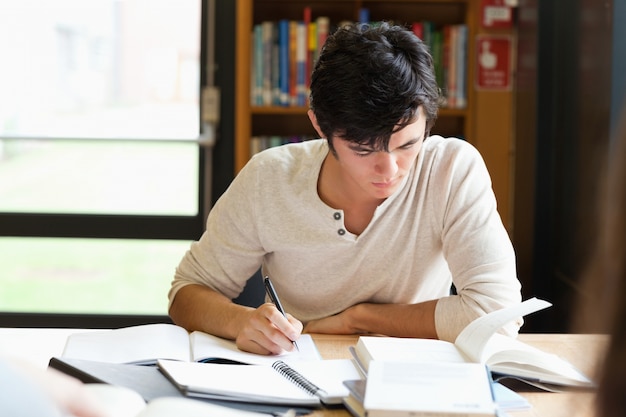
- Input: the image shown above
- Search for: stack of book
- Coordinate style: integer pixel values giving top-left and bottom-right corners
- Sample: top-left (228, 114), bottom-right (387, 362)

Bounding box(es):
top-left (342, 298), bottom-right (594, 417)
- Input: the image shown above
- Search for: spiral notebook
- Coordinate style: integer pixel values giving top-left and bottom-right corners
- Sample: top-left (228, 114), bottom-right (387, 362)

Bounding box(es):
top-left (157, 358), bottom-right (363, 407)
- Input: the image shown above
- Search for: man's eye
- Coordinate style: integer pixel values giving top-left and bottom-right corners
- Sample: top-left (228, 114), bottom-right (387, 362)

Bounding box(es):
top-left (354, 149), bottom-right (373, 156)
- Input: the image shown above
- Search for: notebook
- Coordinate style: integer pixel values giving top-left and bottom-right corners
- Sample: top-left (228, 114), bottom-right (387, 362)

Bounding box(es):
top-left (157, 358), bottom-right (363, 407)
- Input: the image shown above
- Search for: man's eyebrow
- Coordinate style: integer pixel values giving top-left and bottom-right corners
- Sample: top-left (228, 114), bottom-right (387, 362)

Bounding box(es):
top-left (403, 137), bottom-right (421, 145)
top-left (395, 136), bottom-right (423, 148)
top-left (347, 135), bottom-right (423, 152)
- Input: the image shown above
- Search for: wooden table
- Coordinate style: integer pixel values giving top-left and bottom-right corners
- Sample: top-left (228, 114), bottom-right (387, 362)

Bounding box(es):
top-left (309, 333), bottom-right (607, 417)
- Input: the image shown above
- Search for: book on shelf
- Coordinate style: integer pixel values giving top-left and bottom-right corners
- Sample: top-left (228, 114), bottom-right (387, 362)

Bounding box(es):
top-left (288, 20), bottom-right (298, 106)
top-left (250, 14), bottom-right (469, 110)
top-left (295, 20), bottom-right (308, 106)
top-left (252, 23), bottom-right (263, 105)
top-left (359, 8), bottom-right (370, 24)
top-left (444, 24), bottom-right (468, 109)
top-left (249, 14), bottom-right (328, 108)
top-left (344, 362), bottom-right (498, 417)
top-left (157, 357), bottom-right (363, 407)
top-left (262, 20), bottom-right (275, 106)
top-left (315, 16), bottom-right (329, 63)
top-left (278, 19), bottom-right (290, 106)
top-left (352, 298), bottom-right (594, 390)
top-left (61, 323), bottom-right (320, 366)
top-left (411, 21), bottom-right (424, 40)
top-left (250, 135), bottom-right (315, 155)
top-left (304, 6), bottom-right (314, 101)
top-left (444, 25), bottom-right (456, 108)
top-left (455, 24), bottom-right (468, 108)
top-left (410, 20), bottom-right (466, 109)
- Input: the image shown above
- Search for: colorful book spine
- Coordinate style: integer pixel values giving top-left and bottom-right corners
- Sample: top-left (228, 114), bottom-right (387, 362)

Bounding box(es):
top-left (431, 30), bottom-right (444, 91)
top-left (455, 24), bottom-right (468, 108)
top-left (289, 20), bottom-right (298, 106)
top-left (411, 21), bottom-right (424, 41)
top-left (278, 19), bottom-right (290, 106)
top-left (270, 22), bottom-right (280, 105)
top-left (303, 6), bottom-right (313, 105)
top-left (252, 23), bottom-right (264, 105)
top-left (359, 8), bottom-right (370, 24)
top-left (296, 21), bottom-right (308, 106)
top-left (316, 16), bottom-right (329, 62)
top-left (307, 20), bottom-right (317, 103)
top-left (448, 25), bottom-right (458, 108)
top-left (261, 21), bottom-right (274, 105)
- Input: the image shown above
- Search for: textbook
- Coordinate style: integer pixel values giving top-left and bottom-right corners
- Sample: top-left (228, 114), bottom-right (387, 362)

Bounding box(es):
top-left (62, 323), bottom-right (320, 366)
top-left (344, 361), bottom-right (498, 417)
top-left (157, 358), bottom-right (363, 406)
top-left (342, 368), bottom-right (530, 417)
top-left (83, 384), bottom-right (271, 417)
top-left (352, 298), bottom-right (594, 389)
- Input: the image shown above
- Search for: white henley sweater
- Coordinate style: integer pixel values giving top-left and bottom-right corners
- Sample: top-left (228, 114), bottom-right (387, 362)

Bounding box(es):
top-left (170, 136), bottom-right (522, 342)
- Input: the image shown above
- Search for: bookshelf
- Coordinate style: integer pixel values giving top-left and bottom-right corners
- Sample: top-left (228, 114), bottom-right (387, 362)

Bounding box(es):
top-left (234, 0), bottom-right (515, 231)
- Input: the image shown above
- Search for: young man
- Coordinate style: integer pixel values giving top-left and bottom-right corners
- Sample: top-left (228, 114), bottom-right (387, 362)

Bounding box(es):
top-left (169, 23), bottom-right (522, 355)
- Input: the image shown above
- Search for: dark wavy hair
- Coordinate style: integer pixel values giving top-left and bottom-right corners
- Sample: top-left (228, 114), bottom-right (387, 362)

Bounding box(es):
top-left (309, 22), bottom-right (441, 153)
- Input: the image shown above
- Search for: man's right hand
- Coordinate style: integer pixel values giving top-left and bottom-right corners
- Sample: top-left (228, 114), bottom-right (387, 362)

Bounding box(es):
top-left (235, 303), bottom-right (303, 355)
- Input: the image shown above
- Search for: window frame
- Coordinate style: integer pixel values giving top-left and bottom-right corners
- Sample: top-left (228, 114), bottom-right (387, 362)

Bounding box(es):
top-left (0, 0), bottom-right (216, 327)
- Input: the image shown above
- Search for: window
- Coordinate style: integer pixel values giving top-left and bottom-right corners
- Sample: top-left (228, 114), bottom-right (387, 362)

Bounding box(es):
top-left (0, 0), bottom-right (208, 322)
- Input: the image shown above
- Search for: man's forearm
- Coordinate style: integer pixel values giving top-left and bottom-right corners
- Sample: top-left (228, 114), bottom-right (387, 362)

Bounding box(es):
top-left (349, 299), bottom-right (439, 338)
top-left (304, 299), bottom-right (439, 338)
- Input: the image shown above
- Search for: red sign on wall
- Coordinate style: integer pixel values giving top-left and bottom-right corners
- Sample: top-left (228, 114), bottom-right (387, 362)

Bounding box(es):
top-left (475, 35), bottom-right (512, 91)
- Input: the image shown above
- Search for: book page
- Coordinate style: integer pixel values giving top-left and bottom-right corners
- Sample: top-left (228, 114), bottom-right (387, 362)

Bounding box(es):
top-left (62, 323), bottom-right (191, 364)
top-left (363, 361), bottom-right (496, 416)
top-left (455, 298), bottom-right (552, 363)
top-left (355, 336), bottom-right (467, 372)
top-left (484, 333), bottom-right (593, 386)
top-left (189, 332), bottom-right (321, 364)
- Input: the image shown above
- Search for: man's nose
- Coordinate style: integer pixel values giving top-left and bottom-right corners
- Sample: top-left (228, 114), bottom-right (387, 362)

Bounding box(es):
top-left (374, 152), bottom-right (399, 177)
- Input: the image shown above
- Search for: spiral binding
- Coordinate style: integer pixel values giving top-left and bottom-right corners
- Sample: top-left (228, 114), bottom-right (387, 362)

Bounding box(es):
top-left (272, 360), bottom-right (326, 397)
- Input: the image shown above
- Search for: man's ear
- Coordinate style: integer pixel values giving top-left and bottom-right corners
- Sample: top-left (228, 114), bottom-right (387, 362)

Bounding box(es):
top-left (307, 109), bottom-right (325, 138)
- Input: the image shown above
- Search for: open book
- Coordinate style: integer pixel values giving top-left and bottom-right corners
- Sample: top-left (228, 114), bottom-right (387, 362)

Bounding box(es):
top-left (352, 298), bottom-right (594, 389)
top-left (62, 323), bottom-right (320, 366)
top-left (157, 358), bottom-right (363, 407)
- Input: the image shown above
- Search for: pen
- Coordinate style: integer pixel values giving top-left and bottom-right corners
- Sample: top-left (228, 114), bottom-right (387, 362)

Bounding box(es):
top-left (263, 275), bottom-right (300, 351)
